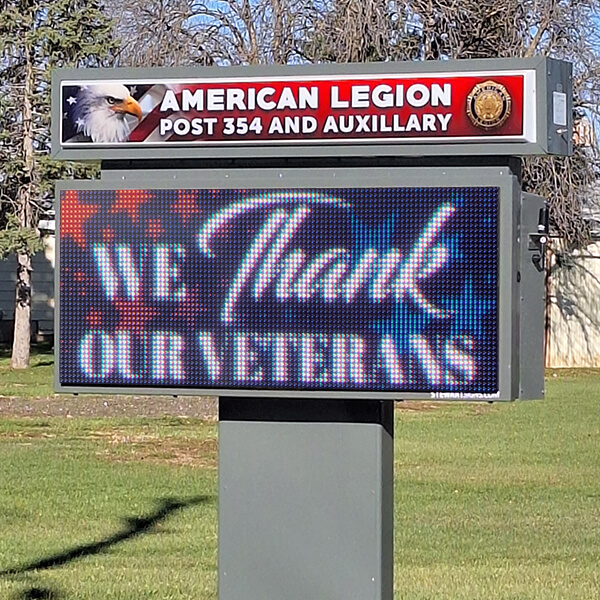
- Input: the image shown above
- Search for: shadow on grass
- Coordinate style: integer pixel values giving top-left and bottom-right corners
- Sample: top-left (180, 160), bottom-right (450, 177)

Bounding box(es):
top-left (1, 496), bottom-right (211, 577)
top-left (0, 342), bottom-right (54, 361)
top-left (12, 586), bottom-right (63, 600)
top-left (32, 361), bottom-right (53, 368)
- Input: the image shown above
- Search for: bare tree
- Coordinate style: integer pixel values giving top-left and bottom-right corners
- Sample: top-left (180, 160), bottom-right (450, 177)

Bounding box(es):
top-left (105, 0), bottom-right (600, 247)
top-left (107, 0), bottom-right (205, 67)
top-left (378, 0), bottom-right (600, 247)
top-left (108, 0), bottom-right (317, 66)
top-left (183, 0), bottom-right (318, 65)
top-left (297, 0), bottom-right (408, 63)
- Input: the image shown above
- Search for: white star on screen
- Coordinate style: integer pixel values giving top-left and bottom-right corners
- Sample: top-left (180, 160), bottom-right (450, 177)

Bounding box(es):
top-left (67, 96), bottom-right (77, 105)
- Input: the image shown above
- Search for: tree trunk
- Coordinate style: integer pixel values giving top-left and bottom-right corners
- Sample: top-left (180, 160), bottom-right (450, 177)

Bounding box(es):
top-left (11, 31), bottom-right (35, 369)
top-left (11, 253), bottom-right (32, 369)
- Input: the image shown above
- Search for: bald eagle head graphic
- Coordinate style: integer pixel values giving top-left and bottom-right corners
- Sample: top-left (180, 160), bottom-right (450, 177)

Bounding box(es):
top-left (72, 84), bottom-right (143, 143)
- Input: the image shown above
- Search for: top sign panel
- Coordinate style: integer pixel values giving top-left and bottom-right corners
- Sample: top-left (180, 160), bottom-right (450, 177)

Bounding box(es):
top-left (51, 58), bottom-right (572, 160)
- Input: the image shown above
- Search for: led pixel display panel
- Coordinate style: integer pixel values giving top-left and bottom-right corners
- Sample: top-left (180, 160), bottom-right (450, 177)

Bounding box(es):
top-left (58, 186), bottom-right (499, 397)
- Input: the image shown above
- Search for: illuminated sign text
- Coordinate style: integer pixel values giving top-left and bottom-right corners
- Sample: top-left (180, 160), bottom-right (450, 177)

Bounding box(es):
top-left (58, 187), bottom-right (499, 396)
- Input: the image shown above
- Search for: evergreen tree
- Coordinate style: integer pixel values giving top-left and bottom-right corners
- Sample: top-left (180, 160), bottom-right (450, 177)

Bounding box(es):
top-left (0, 0), bottom-right (117, 368)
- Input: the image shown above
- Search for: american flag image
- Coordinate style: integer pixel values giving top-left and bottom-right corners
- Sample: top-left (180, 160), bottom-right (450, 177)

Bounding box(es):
top-left (62, 83), bottom-right (187, 144)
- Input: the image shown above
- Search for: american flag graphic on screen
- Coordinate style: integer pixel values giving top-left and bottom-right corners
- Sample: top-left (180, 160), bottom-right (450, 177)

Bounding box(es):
top-left (58, 185), bottom-right (500, 398)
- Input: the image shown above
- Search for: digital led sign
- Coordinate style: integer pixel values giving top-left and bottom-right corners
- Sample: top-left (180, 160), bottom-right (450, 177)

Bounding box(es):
top-left (57, 184), bottom-right (499, 398)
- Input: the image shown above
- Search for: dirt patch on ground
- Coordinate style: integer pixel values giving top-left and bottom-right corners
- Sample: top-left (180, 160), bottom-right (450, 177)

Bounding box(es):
top-left (92, 430), bottom-right (219, 468)
top-left (0, 394), bottom-right (218, 419)
top-left (395, 401), bottom-right (442, 412)
top-left (0, 395), bottom-right (494, 419)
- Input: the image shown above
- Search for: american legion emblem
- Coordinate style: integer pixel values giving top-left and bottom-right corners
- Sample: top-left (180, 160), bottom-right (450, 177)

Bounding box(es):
top-left (466, 80), bottom-right (512, 129)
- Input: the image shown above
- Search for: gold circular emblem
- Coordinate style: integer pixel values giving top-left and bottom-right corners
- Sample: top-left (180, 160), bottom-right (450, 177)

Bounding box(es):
top-left (466, 80), bottom-right (512, 129)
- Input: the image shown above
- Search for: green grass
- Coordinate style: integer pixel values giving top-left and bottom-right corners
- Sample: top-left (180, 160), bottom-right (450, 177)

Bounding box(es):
top-left (0, 362), bottom-right (599, 598)
top-left (393, 376), bottom-right (600, 599)
top-left (0, 345), bottom-right (55, 398)
top-left (0, 417), bottom-right (218, 600)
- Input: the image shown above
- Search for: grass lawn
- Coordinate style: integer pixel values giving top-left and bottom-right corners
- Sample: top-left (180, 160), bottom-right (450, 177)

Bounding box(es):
top-left (393, 373), bottom-right (600, 599)
top-left (0, 345), bottom-right (55, 399)
top-left (0, 352), bottom-right (599, 599)
top-left (0, 416), bottom-right (218, 600)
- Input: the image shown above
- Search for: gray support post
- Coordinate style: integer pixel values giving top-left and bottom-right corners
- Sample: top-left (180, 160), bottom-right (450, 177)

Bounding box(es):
top-left (218, 398), bottom-right (394, 600)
